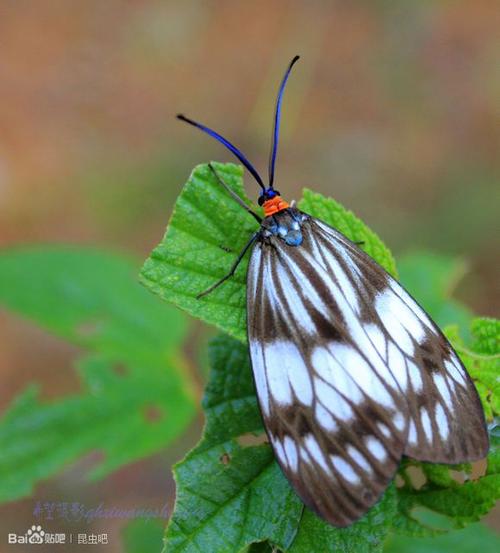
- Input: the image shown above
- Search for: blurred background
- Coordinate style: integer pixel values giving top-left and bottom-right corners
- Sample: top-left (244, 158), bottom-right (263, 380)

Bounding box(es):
top-left (0, 1), bottom-right (498, 551)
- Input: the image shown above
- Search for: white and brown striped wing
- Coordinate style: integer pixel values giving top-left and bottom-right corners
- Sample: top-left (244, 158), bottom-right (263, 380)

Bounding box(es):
top-left (246, 214), bottom-right (488, 527)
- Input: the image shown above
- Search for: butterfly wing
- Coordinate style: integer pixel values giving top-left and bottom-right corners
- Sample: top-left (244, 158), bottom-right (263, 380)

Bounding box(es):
top-left (313, 218), bottom-right (489, 464)
top-left (246, 212), bottom-right (488, 527)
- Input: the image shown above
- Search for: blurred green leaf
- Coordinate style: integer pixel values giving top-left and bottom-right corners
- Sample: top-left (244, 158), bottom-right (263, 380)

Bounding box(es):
top-left (140, 163), bottom-right (397, 343)
top-left (123, 519), bottom-right (165, 553)
top-left (384, 522), bottom-right (500, 553)
top-left (0, 246), bottom-right (187, 359)
top-left (398, 251), bottom-right (472, 331)
top-left (0, 247), bottom-right (196, 501)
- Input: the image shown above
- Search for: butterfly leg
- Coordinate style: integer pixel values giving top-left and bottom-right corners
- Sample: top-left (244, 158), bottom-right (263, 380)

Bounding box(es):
top-left (197, 231), bottom-right (260, 299)
top-left (208, 164), bottom-right (262, 224)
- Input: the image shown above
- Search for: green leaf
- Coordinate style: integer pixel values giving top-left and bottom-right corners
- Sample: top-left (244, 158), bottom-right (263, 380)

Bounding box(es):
top-left (487, 427), bottom-right (500, 476)
top-left (164, 334), bottom-right (302, 553)
top-left (398, 473), bottom-right (500, 530)
top-left (419, 462), bottom-right (464, 489)
top-left (289, 485), bottom-right (397, 553)
top-left (140, 163), bottom-right (398, 342)
top-left (0, 247), bottom-right (196, 501)
top-left (245, 542), bottom-right (277, 553)
top-left (446, 318), bottom-right (500, 420)
top-left (397, 252), bottom-right (472, 330)
top-left (201, 334), bottom-right (264, 445)
top-left (141, 163), bottom-right (258, 343)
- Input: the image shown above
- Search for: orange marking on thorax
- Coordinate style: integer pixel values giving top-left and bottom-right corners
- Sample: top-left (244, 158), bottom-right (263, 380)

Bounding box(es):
top-left (262, 196), bottom-right (289, 217)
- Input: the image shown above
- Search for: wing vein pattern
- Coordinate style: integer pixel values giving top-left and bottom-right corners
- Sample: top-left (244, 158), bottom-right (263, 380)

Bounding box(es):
top-left (247, 214), bottom-right (488, 527)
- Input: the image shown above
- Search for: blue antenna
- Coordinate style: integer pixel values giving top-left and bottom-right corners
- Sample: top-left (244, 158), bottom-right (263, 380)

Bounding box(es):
top-left (268, 55), bottom-right (300, 189)
top-left (177, 114), bottom-right (265, 191)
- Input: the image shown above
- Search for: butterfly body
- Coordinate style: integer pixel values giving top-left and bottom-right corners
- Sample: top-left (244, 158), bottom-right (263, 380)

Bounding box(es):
top-left (178, 55), bottom-right (489, 528)
top-left (259, 205), bottom-right (306, 247)
top-left (246, 202), bottom-right (488, 526)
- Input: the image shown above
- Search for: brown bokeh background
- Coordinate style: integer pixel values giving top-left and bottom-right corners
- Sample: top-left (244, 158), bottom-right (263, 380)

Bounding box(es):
top-left (0, 1), bottom-right (498, 551)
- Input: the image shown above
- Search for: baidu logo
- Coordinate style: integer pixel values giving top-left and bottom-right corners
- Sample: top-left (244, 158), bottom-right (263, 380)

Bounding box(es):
top-left (27, 525), bottom-right (45, 544)
top-left (8, 525), bottom-right (67, 545)
top-left (8, 525), bottom-right (45, 544)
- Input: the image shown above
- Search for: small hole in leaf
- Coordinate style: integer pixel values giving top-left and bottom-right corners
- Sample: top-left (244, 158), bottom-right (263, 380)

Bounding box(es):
top-left (470, 458), bottom-right (487, 479)
top-left (406, 465), bottom-right (426, 489)
top-left (395, 475), bottom-right (405, 488)
top-left (449, 469), bottom-right (466, 484)
top-left (220, 453), bottom-right (231, 465)
top-left (143, 404), bottom-right (163, 424)
top-left (236, 432), bottom-right (268, 447)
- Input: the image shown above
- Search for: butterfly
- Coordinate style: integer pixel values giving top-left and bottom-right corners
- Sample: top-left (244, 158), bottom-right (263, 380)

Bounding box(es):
top-left (177, 56), bottom-right (489, 527)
